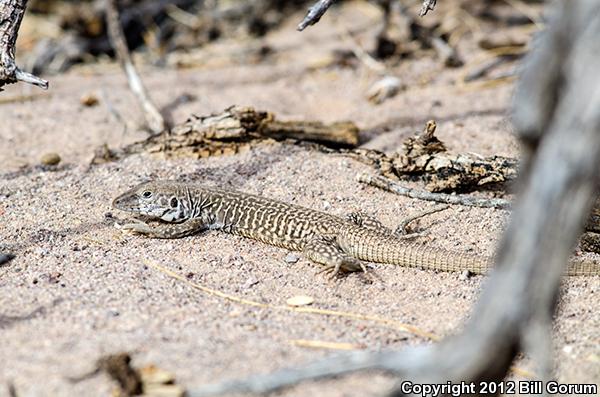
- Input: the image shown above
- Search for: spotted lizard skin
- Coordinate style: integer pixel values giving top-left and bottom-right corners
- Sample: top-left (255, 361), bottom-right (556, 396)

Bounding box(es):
top-left (112, 181), bottom-right (600, 276)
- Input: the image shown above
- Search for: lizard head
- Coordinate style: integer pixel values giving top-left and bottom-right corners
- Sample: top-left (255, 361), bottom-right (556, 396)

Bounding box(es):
top-left (112, 181), bottom-right (187, 222)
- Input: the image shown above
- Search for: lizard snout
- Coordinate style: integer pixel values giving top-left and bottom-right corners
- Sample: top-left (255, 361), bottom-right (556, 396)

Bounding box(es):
top-left (112, 191), bottom-right (138, 212)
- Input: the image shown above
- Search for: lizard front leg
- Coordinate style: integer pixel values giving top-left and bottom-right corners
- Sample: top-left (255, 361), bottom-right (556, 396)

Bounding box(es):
top-left (119, 218), bottom-right (207, 239)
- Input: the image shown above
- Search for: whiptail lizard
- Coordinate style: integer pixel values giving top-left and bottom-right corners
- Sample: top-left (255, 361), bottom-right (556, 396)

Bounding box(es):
top-left (112, 181), bottom-right (600, 276)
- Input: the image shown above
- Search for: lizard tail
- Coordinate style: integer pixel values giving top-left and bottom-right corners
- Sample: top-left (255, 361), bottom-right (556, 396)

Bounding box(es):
top-left (341, 229), bottom-right (600, 276)
top-left (564, 259), bottom-right (600, 276)
top-left (340, 228), bottom-right (491, 274)
top-left (386, 243), bottom-right (490, 274)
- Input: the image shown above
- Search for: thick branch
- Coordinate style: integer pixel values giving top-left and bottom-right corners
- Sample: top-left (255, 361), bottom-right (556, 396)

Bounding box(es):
top-left (0, 0), bottom-right (48, 90)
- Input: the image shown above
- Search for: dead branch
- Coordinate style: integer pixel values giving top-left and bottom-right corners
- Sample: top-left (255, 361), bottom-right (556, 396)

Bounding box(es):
top-left (345, 121), bottom-right (518, 193)
top-left (358, 173), bottom-right (511, 209)
top-left (115, 106), bottom-right (358, 161)
top-left (0, 0), bottom-right (48, 90)
top-left (297, 0), bottom-right (336, 31)
top-left (186, 1), bottom-right (600, 395)
top-left (105, 0), bottom-right (166, 134)
top-left (419, 0), bottom-right (437, 17)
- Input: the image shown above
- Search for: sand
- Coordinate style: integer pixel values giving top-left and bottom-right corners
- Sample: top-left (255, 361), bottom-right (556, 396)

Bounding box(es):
top-left (1, 3), bottom-right (598, 396)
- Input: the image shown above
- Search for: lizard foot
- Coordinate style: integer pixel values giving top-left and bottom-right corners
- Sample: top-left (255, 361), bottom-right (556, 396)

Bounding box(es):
top-left (117, 220), bottom-right (154, 235)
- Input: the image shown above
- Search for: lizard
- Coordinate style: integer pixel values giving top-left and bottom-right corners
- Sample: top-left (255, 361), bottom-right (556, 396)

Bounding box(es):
top-left (112, 180), bottom-right (600, 276)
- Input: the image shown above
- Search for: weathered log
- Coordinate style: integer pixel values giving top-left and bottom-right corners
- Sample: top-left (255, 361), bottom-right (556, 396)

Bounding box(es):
top-left (121, 106), bottom-right (359, 159)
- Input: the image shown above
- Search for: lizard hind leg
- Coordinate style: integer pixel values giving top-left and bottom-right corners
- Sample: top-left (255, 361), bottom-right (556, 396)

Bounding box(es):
top-left (346, 211), bottom-right (392, 234)
top-left (303, 235), bottom-right (367, 277)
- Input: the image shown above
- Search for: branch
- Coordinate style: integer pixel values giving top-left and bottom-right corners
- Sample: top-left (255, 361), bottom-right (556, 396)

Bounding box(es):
top-left (0, 0), bottom-right (48, 90)
top-left (357, 173), bottom-right (511, 209)
top-left (187, 350), bottom-right (433, 397)
top-left (105, 0), bottom-right (166, 134)
top-left (297, 0), bottom-right (336, 31)
top-left (419, 0), bottom-right (437, 17)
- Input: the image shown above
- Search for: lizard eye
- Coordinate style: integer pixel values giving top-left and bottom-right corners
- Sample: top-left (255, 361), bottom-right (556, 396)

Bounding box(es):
top-left (170, 197), bottom-right (178, 208)
top-left (142, 191), bottom-right (152, 198)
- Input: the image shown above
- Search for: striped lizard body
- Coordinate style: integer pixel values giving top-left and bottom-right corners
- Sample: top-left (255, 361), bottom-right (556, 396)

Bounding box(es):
top-left (112, 181), bottom-right (600, 276)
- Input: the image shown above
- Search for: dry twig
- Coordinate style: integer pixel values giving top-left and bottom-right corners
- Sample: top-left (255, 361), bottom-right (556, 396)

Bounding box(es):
top-left (358, 173), bottom-right (511, 209)
top-left (105, 0), bottom-right (166, 134)
top-left (419, 0), bottom-right (437, 17)
top-left (297, 0), bottom-right (336, 31)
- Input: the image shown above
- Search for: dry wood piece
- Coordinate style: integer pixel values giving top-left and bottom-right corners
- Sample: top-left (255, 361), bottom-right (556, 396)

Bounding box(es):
top-left (0, 0), bottom-right (48, 90)
top-left (122, 106), bottom-right (359, 158)
top-left (580, 201), bottom-right (600, 253)
top-left (395, 120), bottom-right (517, 191)
top-left (347, 120), bottom-right (518, 193)
top-left (75, 352), bottom-right (185, 397)
top-left (580, 232), bottom-right (600, 253)
top-left (419, 0), bottom-right (437, 17)
top-left (584, 200), bottom-right (600, 234)
top-left (98, 353), bottom-right (143, 397)
top-left (297, 0), bottom-right (336, 31)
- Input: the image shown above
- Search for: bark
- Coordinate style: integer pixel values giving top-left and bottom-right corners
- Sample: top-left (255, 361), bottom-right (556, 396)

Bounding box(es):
top-left (0, 0), bottom-right (48, 90)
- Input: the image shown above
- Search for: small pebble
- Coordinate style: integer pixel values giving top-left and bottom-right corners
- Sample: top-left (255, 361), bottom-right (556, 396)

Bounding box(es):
top-left (286, 295), bottom-right (314, 307)
top-left (40, 152), bottom-right (61, 166)
top-left (241, 277), bottom-right (259, 290)
top-left (80, 93), bottom-right (99, 107)
top-left (459, 270), bottom-right (472, 281)
top-left (48, 272), bottom-right (62, 284)
top-left (284, 253), bottom-right (300, 263)
top-left (366, 76), bottom-right (403, 104)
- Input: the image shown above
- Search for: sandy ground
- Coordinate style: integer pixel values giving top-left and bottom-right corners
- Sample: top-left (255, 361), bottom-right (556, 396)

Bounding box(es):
top-left (1, 3), bottom-right (599, 397)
